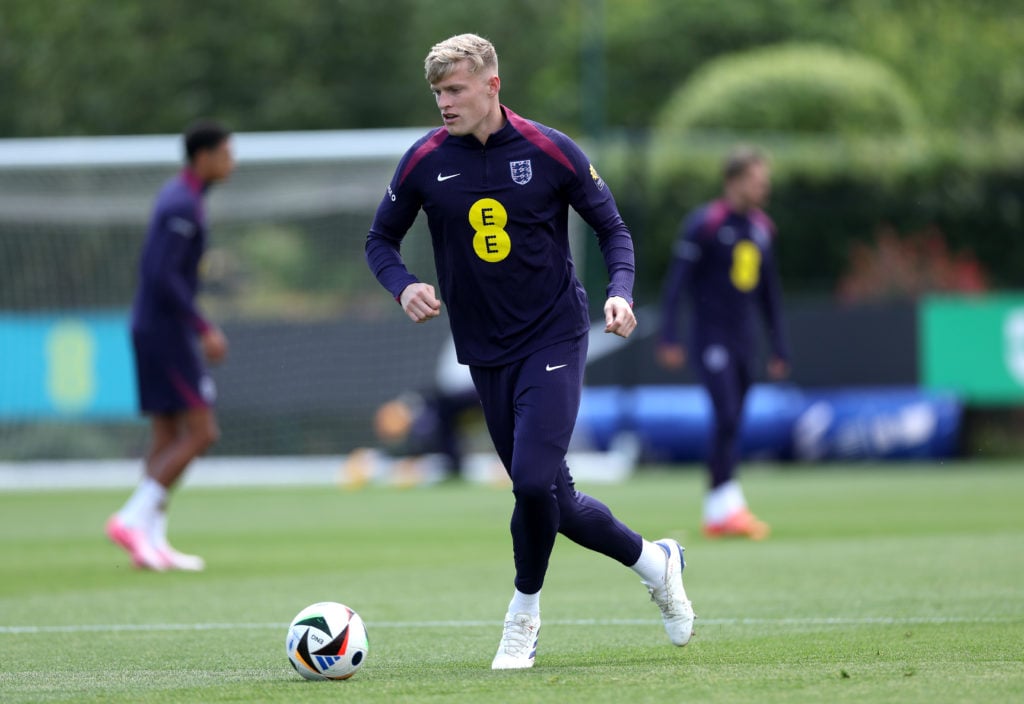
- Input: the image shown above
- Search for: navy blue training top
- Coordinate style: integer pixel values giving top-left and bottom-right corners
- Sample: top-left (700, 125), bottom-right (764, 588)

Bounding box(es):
top-left (131, 169), bottom-right (210, 337)
top-left (366, 106), bottom-right (635, 367)
top-left (659, 199), bottom-right (788, 361)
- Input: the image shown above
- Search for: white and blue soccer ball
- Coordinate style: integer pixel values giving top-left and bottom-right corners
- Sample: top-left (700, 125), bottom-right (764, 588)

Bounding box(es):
top-left (285, 601), bottom-right (369, 680)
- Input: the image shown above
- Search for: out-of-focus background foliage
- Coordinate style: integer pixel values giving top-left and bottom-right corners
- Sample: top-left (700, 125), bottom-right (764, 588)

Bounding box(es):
top-left (2, 0), bottom-right (1023, 459)
top-left (3, 0), bottom-right (1021, 295)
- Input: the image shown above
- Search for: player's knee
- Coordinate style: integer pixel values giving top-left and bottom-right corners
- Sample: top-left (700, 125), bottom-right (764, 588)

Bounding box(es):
top-left (204, 423), bottom-right (221, 449)
top-left (510, 472), bottom-right (551, 504)
top-left (192, 419), bottom-right (220, 452)
top-left (715, 412), bottom-right (741, 438)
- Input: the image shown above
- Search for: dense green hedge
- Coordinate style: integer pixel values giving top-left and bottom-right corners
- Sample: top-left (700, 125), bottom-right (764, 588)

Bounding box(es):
top-left (655, 44), bottom-right (923, 135)
top-left (591, 130), bottom-right (1024, 301)
top-left (4, 1), bottom-right (1021, 138)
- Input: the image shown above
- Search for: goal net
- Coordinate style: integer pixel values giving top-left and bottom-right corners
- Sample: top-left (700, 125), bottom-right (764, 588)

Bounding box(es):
top-left (0, 129), bottom-right (454, 460)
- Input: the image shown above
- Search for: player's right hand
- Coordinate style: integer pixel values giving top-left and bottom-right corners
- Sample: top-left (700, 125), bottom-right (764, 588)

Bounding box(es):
top-left (767, 356), bottom-right (790, 380)
top-left (656, 343), bottom-right (687, 370)
top-left (201, 325), bottom-right (228, 365)
top-left (400, 282), bottom-right (442, 323)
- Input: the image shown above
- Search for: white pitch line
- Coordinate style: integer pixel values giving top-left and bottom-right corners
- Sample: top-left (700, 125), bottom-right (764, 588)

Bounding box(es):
top-left (0, 616), bottom-right (1015, 635)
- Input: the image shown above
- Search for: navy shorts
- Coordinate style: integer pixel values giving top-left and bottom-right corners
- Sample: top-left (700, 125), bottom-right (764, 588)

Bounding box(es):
top-left (469, 334), bottom-right (586, 480)
top-left (132, 329), bottom-right (215, 415)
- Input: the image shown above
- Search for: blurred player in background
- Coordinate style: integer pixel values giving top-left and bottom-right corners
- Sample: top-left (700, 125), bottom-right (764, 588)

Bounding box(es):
top-left (340, 335), bottom-right (482, 488)
top-left (371, 335), bottom-right (481, 482)
top-left (366, 33), bottom-right (693, 669)
top-left (106, 120), bottom-right (234, 571)
top-left (347, 321), bottom-right (641, 488)
top-left (657, 146), bottom-right (790, 540)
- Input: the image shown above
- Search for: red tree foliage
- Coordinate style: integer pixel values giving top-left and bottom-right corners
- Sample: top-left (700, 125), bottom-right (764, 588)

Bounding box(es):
top-left (836, 226), bottom-right (989, 303)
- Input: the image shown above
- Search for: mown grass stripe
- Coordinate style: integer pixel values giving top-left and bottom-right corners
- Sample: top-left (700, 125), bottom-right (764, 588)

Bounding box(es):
top-left (1, 615), bottom-right (1014, 635)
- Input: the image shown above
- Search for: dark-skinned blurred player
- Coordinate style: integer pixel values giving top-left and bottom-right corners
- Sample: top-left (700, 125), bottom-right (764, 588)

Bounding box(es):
top-left (106, 120), bottom-right (234, 571)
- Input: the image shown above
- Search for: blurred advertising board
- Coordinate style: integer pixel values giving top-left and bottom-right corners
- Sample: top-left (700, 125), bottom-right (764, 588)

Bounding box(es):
top-left (921, 295), bottom-right (1024, 404)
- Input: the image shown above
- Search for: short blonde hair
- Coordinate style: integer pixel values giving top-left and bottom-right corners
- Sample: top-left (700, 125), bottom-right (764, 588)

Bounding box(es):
top-left (424, 33), bottom-right (499, 85)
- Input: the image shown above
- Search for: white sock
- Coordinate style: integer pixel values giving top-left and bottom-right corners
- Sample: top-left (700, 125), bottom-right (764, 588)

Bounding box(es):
top-left (117, 477), bottom-right (167, 529)
top-left (507, 589), bottom-right (540, 617)
top-left (630, 539), bottom-right (668, 585)
top-left (704, 480), bottom-right (747, 524)
top-left (148, 511), bottom-right (169, 550)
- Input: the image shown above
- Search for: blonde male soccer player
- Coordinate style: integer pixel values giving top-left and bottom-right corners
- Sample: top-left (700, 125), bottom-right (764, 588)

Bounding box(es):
top-left (366, 34), bottom-right (694, 669)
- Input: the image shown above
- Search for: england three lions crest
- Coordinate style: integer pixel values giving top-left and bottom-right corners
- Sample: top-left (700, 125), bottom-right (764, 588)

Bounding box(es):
top-left (509, 160), bottom-right (532, 185)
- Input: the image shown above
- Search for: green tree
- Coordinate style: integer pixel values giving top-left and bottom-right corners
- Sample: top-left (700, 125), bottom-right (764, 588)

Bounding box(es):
top-left (840, 0), bottom-right (1024, 129)
top-left (0, 0), bottom-right (577, 136)
top-left (655, 43), bottom-right (923, 135)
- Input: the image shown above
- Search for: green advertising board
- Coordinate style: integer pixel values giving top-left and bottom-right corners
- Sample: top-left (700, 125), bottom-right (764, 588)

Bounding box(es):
top-left (921, 295), bottom-right (1024, 404)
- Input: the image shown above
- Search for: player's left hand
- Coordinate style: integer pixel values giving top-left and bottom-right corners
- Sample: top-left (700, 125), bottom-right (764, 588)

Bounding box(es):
top-left (200, 325), bottom-right (229, 365)
top-left (604, 296), bottom-right (636, 338)
top-left (400, 282), bottom-right (442, 323)
top-left (767, 356), bottom-right (790, 380)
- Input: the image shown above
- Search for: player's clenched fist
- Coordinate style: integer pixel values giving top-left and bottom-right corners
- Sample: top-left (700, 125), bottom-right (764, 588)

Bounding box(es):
top-left (200, 325), bottom-right (228, 365)
top-left (604, 296), bottom-right (636, 338)
top-left (400, 282), bottom-right (442, 323)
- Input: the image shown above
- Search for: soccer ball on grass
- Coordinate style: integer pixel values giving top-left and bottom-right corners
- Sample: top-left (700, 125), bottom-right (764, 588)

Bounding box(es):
top-left (285, 601), bottom-right (369, 680)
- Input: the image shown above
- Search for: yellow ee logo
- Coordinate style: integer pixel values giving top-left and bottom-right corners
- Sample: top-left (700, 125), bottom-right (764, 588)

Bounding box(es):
top-left (46, 320), bottom-right (96, 412)
top-left (468, 198), bottom-right (511, 263)
top-left (730, 240), bottom-right (762, 292)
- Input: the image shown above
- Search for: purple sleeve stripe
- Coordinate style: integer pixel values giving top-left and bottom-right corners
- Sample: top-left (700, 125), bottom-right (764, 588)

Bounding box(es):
top-left (180, 168), bottom-right (204, 195)
top-left (751, 208), bottom-right (777, 236)
top-left (397, 128), bottom-right (448, 186)
top-left (504, 108), bottom-right (577, 175)
top-left (701, 199), bottom-right (730, 237)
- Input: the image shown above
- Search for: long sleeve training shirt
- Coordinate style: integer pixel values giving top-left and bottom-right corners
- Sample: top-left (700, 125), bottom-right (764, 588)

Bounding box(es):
top-left (366, 106), bottom-right (635, 367)
top-left (131, 168), bottom-right (210, 337)
top-left (660, 199), bottom-right (788, 361)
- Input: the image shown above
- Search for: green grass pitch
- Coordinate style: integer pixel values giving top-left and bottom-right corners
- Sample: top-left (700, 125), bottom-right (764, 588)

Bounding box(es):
top-left (1, 462), bottom-right (1022, 703)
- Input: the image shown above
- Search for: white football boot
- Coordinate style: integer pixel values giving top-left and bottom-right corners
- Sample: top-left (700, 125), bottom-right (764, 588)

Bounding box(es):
top-left (644, 538), bottom-right (695, 646)
top-left (491, 612), bottom-right (541, 670)
top-left (155, 544), bottom-right (206, 572)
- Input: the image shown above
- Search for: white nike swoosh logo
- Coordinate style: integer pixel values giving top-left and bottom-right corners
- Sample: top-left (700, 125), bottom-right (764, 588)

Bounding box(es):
top-left (545, 364), bottom-right (568, 372)
top-left (437, 172), bottom-right (461, 182)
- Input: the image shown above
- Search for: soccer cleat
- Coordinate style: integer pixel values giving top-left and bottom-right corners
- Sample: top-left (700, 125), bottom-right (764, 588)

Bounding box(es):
top-left (644, 539), bottom-right (695, 646)
top-left (105, 515), bottom-right (168, 571)
top-left (491, 612), bottom-right (540, 670)
top-left (337, 448), bottom-right (377, 489)
top-left (155, 545), bottom-right (206, 572)
top-left (703, 508), bottom-right (770, 540)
